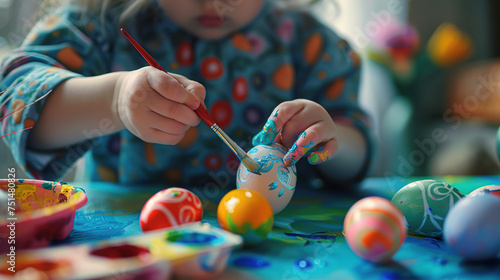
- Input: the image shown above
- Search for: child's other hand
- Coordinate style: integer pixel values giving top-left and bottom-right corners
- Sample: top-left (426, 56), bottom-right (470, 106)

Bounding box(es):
top-left (252, 99), bottom-right (338, 167)
top-left (115, 67), bottom-right (205, 145)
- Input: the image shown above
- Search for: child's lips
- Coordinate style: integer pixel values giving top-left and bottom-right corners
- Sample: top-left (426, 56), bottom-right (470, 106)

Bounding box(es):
top-left (197, 15), bottom-right (225, 27)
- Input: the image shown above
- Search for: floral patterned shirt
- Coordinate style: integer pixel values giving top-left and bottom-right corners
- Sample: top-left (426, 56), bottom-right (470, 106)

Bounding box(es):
top-left (0, 1), bottom-right (372, 188)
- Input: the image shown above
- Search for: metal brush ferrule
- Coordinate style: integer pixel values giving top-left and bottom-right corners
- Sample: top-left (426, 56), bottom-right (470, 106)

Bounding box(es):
top-left (211, 124), bottom-right (246, 160)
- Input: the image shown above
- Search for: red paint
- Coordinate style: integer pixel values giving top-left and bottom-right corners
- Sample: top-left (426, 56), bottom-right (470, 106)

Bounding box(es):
top-left (90, 244), bottom-right (150, 259)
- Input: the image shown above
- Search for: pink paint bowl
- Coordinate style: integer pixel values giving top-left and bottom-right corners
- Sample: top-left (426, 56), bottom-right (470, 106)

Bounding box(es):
top-left (0, 179), bottom-right (87, 253)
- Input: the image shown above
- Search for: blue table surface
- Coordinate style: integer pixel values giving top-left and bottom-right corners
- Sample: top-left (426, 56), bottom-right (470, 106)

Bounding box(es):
top-left (56, 176), bottom-right (500, 280)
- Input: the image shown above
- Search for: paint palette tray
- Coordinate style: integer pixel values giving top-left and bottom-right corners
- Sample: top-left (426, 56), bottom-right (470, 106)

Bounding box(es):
top-left (0, 179), bottom-right (88, 253)
top-left (0, 222), bottom-right (243, 279)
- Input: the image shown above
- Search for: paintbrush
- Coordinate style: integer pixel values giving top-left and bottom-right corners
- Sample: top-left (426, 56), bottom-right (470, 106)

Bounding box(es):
top-left (120, 28), bottom-right (261, 175)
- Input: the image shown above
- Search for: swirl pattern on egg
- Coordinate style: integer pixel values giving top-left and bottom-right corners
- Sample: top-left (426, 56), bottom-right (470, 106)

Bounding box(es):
top-left (140, 188), bottom-right (203, 232)
top-left (391, 179), bottom-right (464, 238)
top-left (237, 143), bottom-right (297, 214)
top-left (343, 196), bottom-right (407, 263)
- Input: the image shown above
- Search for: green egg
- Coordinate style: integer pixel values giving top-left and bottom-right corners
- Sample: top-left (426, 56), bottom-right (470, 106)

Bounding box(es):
top-left (391, 179), bottom-right (464, 238)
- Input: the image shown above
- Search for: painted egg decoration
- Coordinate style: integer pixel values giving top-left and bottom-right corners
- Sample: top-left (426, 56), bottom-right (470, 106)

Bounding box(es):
top-left (467, 185), bottom-right (500, 198)
top-left (217, 189), bottom-right (274, 245)
top-left (444, 194), bottom-right (500, 260)
top-left (391, 179), bottom-right (464, 238)
top-left (140, 188), bottom-right (203, 232)
top-left (236, 143), bottom-right (297, 214)
top-left (343, 196), bottom-right (406, 263)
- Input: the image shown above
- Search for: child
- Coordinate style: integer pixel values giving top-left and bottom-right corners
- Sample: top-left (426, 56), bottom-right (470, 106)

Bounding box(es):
top-left (0, 0), bottom-right (372, 189)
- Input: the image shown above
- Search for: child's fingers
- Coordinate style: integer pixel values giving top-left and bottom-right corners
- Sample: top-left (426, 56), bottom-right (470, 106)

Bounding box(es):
top-left (282, 122), bottom-right (336, 167)
top-left (252, 101), bottom-right (303, 146)
top-left (146, 90), bottom-right (200, 127)
top-left (147, 68), bottom-right (202, 110)
top-left (307, 138), bottom-right (339, 165)
top-left (168, 73), bottom-right (207, 104)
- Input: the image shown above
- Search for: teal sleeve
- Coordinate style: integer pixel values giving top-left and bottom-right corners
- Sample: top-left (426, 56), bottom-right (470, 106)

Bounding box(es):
top-left (0, 5), bottom-right (116, 180)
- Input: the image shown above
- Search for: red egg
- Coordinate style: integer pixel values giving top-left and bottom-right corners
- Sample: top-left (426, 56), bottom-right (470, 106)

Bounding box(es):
top-left (140, 188), bottom-right (203, 232)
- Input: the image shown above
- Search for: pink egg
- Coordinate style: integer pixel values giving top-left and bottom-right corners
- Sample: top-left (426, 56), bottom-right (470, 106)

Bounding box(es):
top-left (140, 188), bottom-right (203, 232)
top-left (343, 197), bottom-right (407, 263)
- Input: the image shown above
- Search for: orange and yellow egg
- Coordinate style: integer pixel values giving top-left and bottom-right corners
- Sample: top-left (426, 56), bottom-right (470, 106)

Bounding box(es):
top-left (217, 189), bottom-right (274, 245)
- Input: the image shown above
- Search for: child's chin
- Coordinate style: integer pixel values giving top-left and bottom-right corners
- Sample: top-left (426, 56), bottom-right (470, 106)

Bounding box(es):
top-left (191, 28), bottom-right (233, 41)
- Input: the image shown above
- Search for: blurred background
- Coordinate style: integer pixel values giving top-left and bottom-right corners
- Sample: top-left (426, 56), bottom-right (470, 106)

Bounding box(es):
top-left (1, 0), bottom-right (499, 180)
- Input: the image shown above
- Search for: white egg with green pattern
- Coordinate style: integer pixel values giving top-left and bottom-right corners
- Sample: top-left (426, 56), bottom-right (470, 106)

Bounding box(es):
top-left (236, 143), bottom-right (297, 214)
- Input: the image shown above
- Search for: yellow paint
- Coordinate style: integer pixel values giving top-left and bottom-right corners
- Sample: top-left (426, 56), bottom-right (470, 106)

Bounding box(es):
top-left (150, 237), bottom-right (193, 264)
top-left (60, 184), bottom-right (73, 201)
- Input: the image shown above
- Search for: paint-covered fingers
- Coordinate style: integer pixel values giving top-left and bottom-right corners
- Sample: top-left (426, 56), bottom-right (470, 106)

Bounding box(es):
top-left (307, 138), bottom-right (338, 165)
top-left (282, 122), bottom-right (338, 167)
top-left (252, 101), bottom-right (303, 146)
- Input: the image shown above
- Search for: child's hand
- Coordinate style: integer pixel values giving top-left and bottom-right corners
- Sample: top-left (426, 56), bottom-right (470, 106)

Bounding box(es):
top-left (115, 67), bottom-right (205, 145)
top-left (252, 99), bottom-right (338, 167)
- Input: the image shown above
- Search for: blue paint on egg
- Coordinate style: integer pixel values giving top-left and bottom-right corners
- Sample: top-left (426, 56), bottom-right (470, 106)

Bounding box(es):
top-left (269, 181), bottom-right (278, 190)
top-left (278, 188), bottom-right (285, 197)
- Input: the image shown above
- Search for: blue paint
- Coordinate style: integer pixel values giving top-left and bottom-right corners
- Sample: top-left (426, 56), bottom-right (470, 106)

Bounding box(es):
top-left (294, 258), bottom-right (326, 270)
top-left (42, 182), bottom-right (54, 191)
top-left (74, 187), bottom-right (86, 193)
top-left (284, 232), bottom-right (337, 240)
top-left (278, 188), bottom-right (285, 197)
top-left (269, 181), bottom-right (278, 190)
top-left (231, 256), bottom-right (270, 268)
top-left (55, 211), bottom-right (135, 243)
top-left (425, 238), bottom-right (441, 249)
top-left (167, 231), bottom-right (219, 245)
top-left (295, 258), bottom-right (313, 269)
top-left (436, 258), bottom-right (448, 265)
top-left (199, 253), bottom-right (219, 272)
top-left (18, 179), bottom-right (25, 183)
top-left (380, 272), bottom-right (399, 280)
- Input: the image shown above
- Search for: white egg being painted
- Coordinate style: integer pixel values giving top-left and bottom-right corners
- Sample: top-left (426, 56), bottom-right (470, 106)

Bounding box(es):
top-left (236, 143), bottom-right (297, 214)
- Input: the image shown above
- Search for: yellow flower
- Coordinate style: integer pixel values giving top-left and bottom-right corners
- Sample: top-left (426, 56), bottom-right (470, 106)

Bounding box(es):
top-left (427, 23), bottom-right (473, 67)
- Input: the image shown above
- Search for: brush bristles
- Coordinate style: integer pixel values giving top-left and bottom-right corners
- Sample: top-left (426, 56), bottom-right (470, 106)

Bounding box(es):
top-left (241, 155), bottom-right (261, 175)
